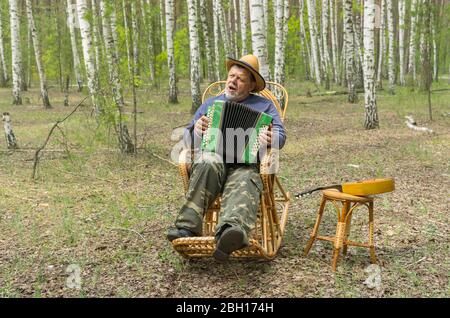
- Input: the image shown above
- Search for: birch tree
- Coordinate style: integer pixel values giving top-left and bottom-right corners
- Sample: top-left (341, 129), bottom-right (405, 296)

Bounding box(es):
top-left (100, 0), bottom-right (134, 153)
top-left (9, 0), bottom-right (22, 105)
top-left (199, 0), bottom-right (215, 82)
top-left (363, 0), bottom-right (379, 129)
top-left (217, 0), bottom-right (231, 57)
top-left (131, 2), bottom-right (139, 77)
top-left (91, 0), bottom-right (101, 74)
top-left (0, 6), bottom-right (9, 86)
top-left (376, 0), bottom-right (386, 87)
top-left (386, 0), bottom-right (395, 94)
top-left (249, 0), bottom-right (270, 80)
top-left (321, 0), bottom-right (331, 83)
top-left (25, 0), bottom-right (52, 108)
top-left (299, 0), bottom-right (312, 80)
top-left (408, 0), bottom-right (418, 81)
top-left (274, 0), bottom-right (285, 84)
top-left (240, 0), bottom-right (248, 55)
top-left (329, 0), bottom-right (339, 83)
top-left (76, 0), bottom-right (99, 112)
top-left (213, 0), bottom-right (221, 80)
top-left (141, 0), bottom-right (155, 82)
top-left (165, 0), bottom-right (178, 103)
top-left (306, 0), bottom-right (321, 85)
top-left (159, 0), bottom-right (165, 52)
top-left (67, 0), bottom-right (83, 92)
top-left (187, 0), bottom-right (201, 112)
top-left (344, 0), bottom-right (357, 102)
top-left (398, 0), bottom-right (406, 85)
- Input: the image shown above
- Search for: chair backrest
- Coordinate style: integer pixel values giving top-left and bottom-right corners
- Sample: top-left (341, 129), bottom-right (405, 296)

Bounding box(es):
top-left (201, 81), bottom-right (288, 122)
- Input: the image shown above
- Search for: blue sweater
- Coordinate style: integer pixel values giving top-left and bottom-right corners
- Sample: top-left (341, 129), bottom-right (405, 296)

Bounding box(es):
top-left (183, 94), bottom-right (287, 150)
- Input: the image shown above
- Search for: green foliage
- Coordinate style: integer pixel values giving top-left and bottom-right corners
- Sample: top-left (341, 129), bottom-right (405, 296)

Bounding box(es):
top-left (174, 27), bottom-right (189, 77)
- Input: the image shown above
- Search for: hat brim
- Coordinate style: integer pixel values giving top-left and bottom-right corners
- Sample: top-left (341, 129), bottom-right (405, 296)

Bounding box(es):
top-left (226, 57), bottom-right (266, 92)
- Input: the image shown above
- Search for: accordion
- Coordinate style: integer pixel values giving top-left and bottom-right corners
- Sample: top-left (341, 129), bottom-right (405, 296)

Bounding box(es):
top-left (201, 100), bottom-right (273, 164)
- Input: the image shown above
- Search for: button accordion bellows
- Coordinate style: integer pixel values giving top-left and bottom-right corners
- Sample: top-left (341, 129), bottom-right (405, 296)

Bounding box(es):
top-left (201, 100), bottom-right (273, 164)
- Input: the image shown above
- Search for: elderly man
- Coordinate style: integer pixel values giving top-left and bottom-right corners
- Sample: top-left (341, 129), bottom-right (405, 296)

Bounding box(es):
top-left (167, 55), bottom-right (286, 262)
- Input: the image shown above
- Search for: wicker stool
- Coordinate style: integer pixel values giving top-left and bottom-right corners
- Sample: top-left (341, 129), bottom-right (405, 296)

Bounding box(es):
top-left (304, 189), bottom-right (377, 271)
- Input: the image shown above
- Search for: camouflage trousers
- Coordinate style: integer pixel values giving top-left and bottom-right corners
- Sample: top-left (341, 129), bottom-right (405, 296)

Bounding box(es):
top-left (175, 152), bottom-right (263, 246)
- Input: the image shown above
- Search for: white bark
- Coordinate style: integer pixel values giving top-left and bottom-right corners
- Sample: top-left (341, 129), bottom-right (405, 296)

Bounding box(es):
top-left (386, 0), bottom-right (395, 94)
top-left (212, 0), bottom-right (220, 80)
top-left (99, 0), bottom-right (124, 107)
top-left (217, 0), bottom-right (231, 57)
top-left (2, 112), bottom-right (18, 149)
top-left (122, 0), bottom-right (132, 77)
top-left (408, 0), bottom-right (418, 81)
top-left (306, 0), bottom-right (321, 85)
top-left (274, 0), bottom-right (289, 84)
top-left (131, 2), bottom-right (139, 77)
top-left (142, 0), bottom-right (155, 82)
top-left (199, 0), bottom-right (214, 81)
top-left (9, 0), bottom-right (22, 105)
top-left (160, 0), bottom-right (165, 52)
top-left (321, 0), bottom-right (330, 72)
top-left (249, 0), bottom-right (270, 80)
top-left (25, 0), bottom-right (51, 108)
top-left (76, 0), bottom-right (99, 112)
top-left (344, 0), bottom-right (357, 102)
top-left (329, 0), bottom-right (339, 83)
top-left (398, 0), bottom-right (406, 85)
top-left (110, 6), bottom-right (120, 61)
top-left (91, 0), bottom-right (101, 74)
top-left (187, 0), bottom-right (201, 112)
top-left (0, 6), bottom-right (9, 85)
top-left (67, 0), bottom-right (83, 91)
top-left (431, 16), bottom-right (437, 81)
top-left (299, 0), bottom-right (312, 80)
top-left (240, 0), bottom-right (248, 55)
top-left (165, 0), bottom-right (178, 103)
top-left (363, 0), bottom-right (379, 129)
top-left (376, 0), bottom-right (385, 86)
top-left (262, 0), bottom-right (268, 39)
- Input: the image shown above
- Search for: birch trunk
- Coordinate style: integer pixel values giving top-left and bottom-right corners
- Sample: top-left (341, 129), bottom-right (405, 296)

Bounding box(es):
top-left (240, 0), bottom-right (248, 55)
top-left (353, 4), bottom-right (364, 89)
top-left (165, 0), bottom-right (178, 103)
top-left (217, 0), bottom-right (231, 57)
top-left (0, 6), bottom-right (9, 85)
top-left (9, 0), bottom-right (22, 105)
top-left (376, 0), bottom-right (385, 87)
top-left (76, 0), bottom-right (99, 112)
top-left (142, 0), bottom-right (155, 82)
top-left (187, 0), bottom-right (201, 113)
top-left (329, 0), bottom-right (339, 83)
top-left (363, 0), bottom-right (379, 129)
top-left (2, 112), bottom-right (18, 149)
top-left (160, 0), bottom-right (165, 52)
top-left (321, 0), bottom-right (330, 73)
top-left (299, 0), bottom-right (312, 80)
top-left (213, 0), bottom-right (221, 80)
top-left (431, 15), bottom-right (437, 82)
top-left (408, 0), bottom-right (418, 81)
top-left (91, 0), bottom-right (101, 75)
top-left (25, 0), bottom-right (51, 108)
top-left (110, 7), bottom-right (120, 60)
top-left (274, 0), bottom-right (284, 83)
top-left (131, 2), bottom-right (139, 77)
top-left (386, 0), bottom-right (395, 94)
top-left (67, 0), bottom-right (83, 92)
top-left (100, 0), bottom-right (133, 153)
top-left (306, 0), bottom-right (321, 85)
top-left (199, 0), bottom-right (214, 82)
top-left (344, 0), bottom-right (357, 103)
top-left (263, 0), bottom-right (268, 40)
top-left (122, 0), bottom-right (132, 77)
top-left (398, 0), bottom-right (406, 85)
top-left (281, 0), bottom-right (289, 84)
top-left (249, 0), bottom-right (270, 80)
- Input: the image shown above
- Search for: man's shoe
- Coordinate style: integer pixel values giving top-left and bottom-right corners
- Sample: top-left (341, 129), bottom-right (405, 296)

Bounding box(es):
top-left (213, 226), bottom-right (245, 262)
top-left (167, 228), bottom-right (196, 242)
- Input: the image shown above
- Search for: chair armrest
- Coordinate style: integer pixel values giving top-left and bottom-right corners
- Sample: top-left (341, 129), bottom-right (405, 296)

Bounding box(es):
top-left (178, 149), bottom-right (193, 193)
top-left (259, 148), bottom-right (280, 176)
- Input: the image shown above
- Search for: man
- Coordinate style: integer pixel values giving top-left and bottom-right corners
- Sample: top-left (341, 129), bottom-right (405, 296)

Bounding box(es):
top-left (167, 54), bottom-right (286, 262)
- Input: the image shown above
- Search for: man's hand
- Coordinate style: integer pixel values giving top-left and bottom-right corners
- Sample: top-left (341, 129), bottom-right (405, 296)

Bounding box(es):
top-left (258, 124), bottom-right (273, 146)
top-left (194, 115), bottom-right (210, 136)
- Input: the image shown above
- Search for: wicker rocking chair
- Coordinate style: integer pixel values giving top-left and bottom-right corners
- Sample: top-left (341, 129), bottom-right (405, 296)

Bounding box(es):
top-left (172, 81), bottom-right (290, 260)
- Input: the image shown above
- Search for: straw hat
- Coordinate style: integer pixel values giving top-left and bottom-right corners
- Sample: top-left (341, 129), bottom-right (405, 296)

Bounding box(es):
top-left (226, 54), bottom-right (266, 92)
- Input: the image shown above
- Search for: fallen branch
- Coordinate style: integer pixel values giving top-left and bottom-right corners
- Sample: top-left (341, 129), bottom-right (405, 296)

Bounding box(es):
top-left (106, 226), bottom-right (147, 242)
top-left (405, 116), bottom-right (433, 134)
top-left (32, 97), bottom-right (89, 180)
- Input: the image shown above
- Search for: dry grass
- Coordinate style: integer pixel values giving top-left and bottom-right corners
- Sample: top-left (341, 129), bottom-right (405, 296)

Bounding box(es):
top-left (0, 80), bottom-right (449, 297)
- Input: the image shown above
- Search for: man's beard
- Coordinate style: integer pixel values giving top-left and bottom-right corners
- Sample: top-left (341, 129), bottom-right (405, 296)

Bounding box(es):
top-left (225, 88), bottom-right (246, 102)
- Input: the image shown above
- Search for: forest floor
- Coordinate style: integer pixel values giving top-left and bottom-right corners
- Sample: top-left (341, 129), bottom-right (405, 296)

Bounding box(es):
top-left (0, 79), bottom-right (449, 298)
